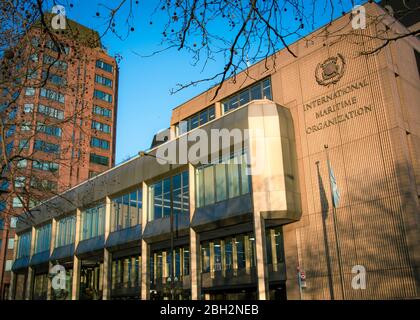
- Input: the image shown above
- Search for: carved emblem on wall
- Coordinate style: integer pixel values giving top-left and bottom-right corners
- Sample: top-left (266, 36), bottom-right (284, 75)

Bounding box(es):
top-left (315, 53), bottom-right (346, 86)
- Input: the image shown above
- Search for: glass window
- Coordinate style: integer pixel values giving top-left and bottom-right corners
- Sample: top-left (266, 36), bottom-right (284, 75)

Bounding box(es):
top-left (35, 223), bottom-right (52, 253)
top-left (91, 120), bottom-right (111, 133)
top-left (34, 140), bottom-right (60, 154)
top-left (91, 137), bottom-right (110, 150)
top-left (89, 153), bottom-right (109, 166)
top-left (38, 104), bottom-right (64, 120)
top-left (175, 105), bottom-right (215, 136)
top-left (24, 103), bottom-right (34, 113)
top-left (17, 231), bottom-right (32, 258)
top-left (96, 60), bottom-right (113, 73)
top-left (36, 122), bottom-right (62, 137)
top-left (94, 89), bottom-right (112, 103)
top-left (195, 150), bottom-right (251, 208)
top-left (40, 88), bottom-right (65, 103)
top-left (222, 78), bottom-right (272, 113)
top-left (224, 238), bottom-right (233, 271)
top-left (32, 160), bottom-right (59, 172)
top-left (12, 197), bottom-right (23, 208)
top-left (80, 204), bottom-right (105, 240)
top-left (11, 217), bottom-right (18, 228)
top-left (148, 171), bottom-right (189, 221)
top-left (266, 226), bottom-right (285, 265)
top-left (55, 215), bottom-right (76, 248)
top-left (25, 87), bottom-right (35, 96)
top-left (5, 260), bottom-right (12, 272)
top-left (93, 105), bottom-right (112, 118)
top-left (201, 242), bottom-right (210, 273)
top-left (95, 74), bottom-right (113, 88)
top-left (8, 238), bottom-right (15, 250)
top-left (111, 254), bottom-right (141, 290)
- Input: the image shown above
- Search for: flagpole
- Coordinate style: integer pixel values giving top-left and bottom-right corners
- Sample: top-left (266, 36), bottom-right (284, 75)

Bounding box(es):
top-left (324, 145), bottom-right (346, 300)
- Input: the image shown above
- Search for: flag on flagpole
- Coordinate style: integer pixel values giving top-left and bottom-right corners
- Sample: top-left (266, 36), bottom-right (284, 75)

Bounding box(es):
top-left (327, 159), bottom-right (340, 208)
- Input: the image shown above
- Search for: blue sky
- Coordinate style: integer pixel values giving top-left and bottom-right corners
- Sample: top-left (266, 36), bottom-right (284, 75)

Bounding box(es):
top-left (59, 0), bottom-right (366, 164)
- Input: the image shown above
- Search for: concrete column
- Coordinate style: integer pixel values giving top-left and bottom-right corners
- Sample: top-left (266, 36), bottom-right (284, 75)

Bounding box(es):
top-left (215, 101), bottom-right (222, 118)
top-left (25, 226), bottom-right (36, 300)
top-left (102, 197), bottom-right (112, 300)
top-left (232, 238), bottom-right (238, 276)
top-left (24, 267), bottom-right (34, 300)
top-left (221, 240), bottom-right (226, 277)
top-left (47, 218), bottom-right (57, 300)
top-left (245, 235), bottom-right (251, 274)
top-left (8, 233), bottom-right (19, 300)
top-left (270, 229), bottom-right (278, 272)
top-left (253, 215), bottom-right (269, 300)
top-left (102, 249), bottom-right (112, 300)
top-left (209, 242), bottom-right (215, 278)
top-left (188, 163), bottom-right (201, 300)
top-left (141, 182), bottom-right (150, 300)
top-left (190, 229), bottom-right (201, 300)
top-left (72, 209), bottom-right (81, 300)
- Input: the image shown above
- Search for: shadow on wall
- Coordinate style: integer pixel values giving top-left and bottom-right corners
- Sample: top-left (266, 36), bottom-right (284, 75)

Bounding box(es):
top-left (300, 161), bottom-right (419, 300)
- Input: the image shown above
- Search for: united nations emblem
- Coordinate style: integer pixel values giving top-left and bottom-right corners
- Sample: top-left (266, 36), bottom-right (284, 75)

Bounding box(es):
top-left (315, 54), bottom-right (346, 86)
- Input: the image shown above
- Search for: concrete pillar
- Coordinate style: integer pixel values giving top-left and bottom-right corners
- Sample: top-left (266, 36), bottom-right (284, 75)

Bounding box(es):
top-left (24, 267), bottom-right (34, 300)
top-left (24, 226), bottom-right (36, 300)
top-left (215, 101), bottom-right (223, 118)
top-left (8, 233), bottom-right (19, 300)
top-left (270, 229), bottom-right (278, 272)
top-left (141, 182), bottom-right (150, 300)
top-left (72, 209), bottom-right (81, 300)
top-left (253, 215), bottom-right (269, 300)
top-left (190, 229), bottom-right (201, 300)
top-left (102, 197), bottom-right (112, 300)
top-left (245, 235), bottom-right (251, 274)
top-left (232, 238), bottom-right (238, 276)
top-left (209, 242), bottom-right (215, 278)
top-left (141, 240), bottom-right (150, 300)
top-left (47, 218), bottom-right (57, 300)
top-left (188, 163), bottom-right (201, 300)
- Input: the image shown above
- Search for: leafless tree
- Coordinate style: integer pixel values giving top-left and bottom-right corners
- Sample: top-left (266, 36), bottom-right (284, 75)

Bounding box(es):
top-left (0, 1), bottom-right (99, 230)
top-left (92, 0), bottom-right (420, 98)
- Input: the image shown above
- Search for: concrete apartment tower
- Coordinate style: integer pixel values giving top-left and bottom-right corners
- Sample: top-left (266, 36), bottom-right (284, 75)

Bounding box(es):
top-left (0, 15), bottom-right (119, 298)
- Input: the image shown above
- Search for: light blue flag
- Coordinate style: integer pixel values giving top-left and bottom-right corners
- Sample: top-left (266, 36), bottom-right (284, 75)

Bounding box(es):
top-left (327, 159), bottom-right (340, 208)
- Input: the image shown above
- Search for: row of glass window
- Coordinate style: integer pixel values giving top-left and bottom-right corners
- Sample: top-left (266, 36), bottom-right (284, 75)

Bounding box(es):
top-left (150, 246), bottom-right (190, 284)
top-left (36, 122), bottom-right (62, 137)
top-left (80, 204), bottom-right (106, 241)
top-left (96, 60), bottom-right (113, 73)
top-left (17, 231), bottom-right (31, 258)
top-left (95, 74), bottom-right (113, 88)
top-left (195, 151), bottom-right (250, 208)
top-left (93, 89), bottom-right (112, 103)
top-left (222, 78), bottom-right (272, 113)
top-left (93, 105), bottom-right (112, 118)
top-left (148, 171), bottom-right (189, 221)
top-left (110, 189), bottom-right (142, 232)
top-left (201, 232), bottom-right (256, 273)
top-left (34, 139), bottom-right (60, 154)
top-left (89, 153), bottom-right (109, 166)
top-left (92, 120), bottom-right (111, 133)
top-left (32, 160), bottom-right (59, 172)
top-left (42, 70), bottom-right (66, 86)
top-left (43, 54), bottom-right (68, 71)
top-left (34, 223), bottom-right (52, 254)
top-left (55, 215), bottom-right (76, 248)
top-left (175, 105), bottom-right (215, 136)
top-left (91, 137), bottom-right (110, 150)
top-left (111, 255), bottom-right (140, 290)
top-left (40, 88), bottom-right (65, 103)
top-left (38, 104), bottom-right (65, 120)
